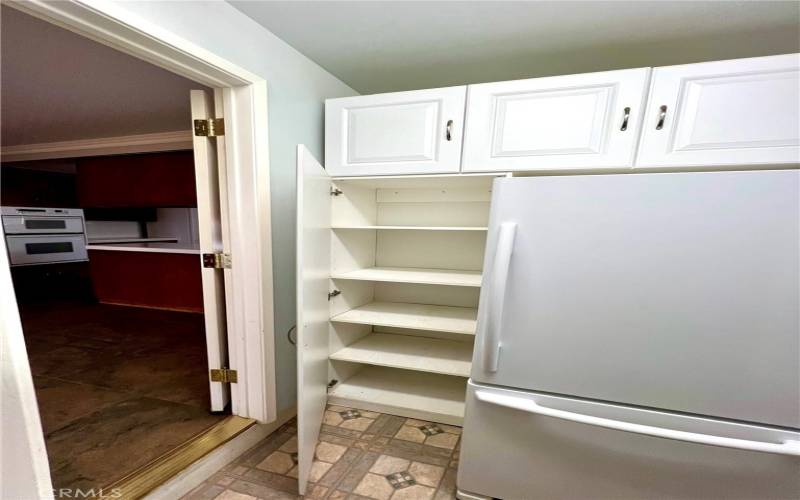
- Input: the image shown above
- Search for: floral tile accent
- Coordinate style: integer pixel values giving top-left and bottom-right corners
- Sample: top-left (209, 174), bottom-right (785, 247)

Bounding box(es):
top-left (419, 424), bottom-right (443, 437)
top-left (340, 409), bottom-right (362, 420)
top-left (385, 471), bottom-right (416, 489)
top-left (182, 412), bottom-right (461, 500)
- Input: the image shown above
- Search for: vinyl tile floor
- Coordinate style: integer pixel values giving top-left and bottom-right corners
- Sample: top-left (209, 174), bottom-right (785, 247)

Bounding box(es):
top-left (19, 300), bottom-right (225, 495)
top-left (185, 405), bottom-right (460, 500)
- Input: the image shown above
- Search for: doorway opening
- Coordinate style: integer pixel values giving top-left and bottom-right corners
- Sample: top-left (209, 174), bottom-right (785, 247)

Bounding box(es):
top-left (1, 6), bottom-right (234, 494)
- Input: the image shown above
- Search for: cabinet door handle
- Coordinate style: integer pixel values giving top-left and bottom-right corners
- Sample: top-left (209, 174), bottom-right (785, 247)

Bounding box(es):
top-left (656, 105), bottom-right (668, 130)
top-left (620, 107), bottom-right (631, 131)
top-left (445, 119), bottom-right (453, 141)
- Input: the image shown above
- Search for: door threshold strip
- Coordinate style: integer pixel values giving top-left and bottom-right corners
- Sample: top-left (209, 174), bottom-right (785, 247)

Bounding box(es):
top-left (103, 415), bottom-right (255, 499)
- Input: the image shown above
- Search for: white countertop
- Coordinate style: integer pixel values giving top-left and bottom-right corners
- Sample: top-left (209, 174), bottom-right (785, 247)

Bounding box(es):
top-left (87, 242), bottom-right (201, 255)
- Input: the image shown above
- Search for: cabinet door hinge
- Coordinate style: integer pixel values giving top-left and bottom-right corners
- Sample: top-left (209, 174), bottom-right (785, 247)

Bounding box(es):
top-left (330, 187), bottom-right (343, 196)
top-left (328, 289), bottom-right (341, 300)
top-left (210, 368), bottom-right (238, 384)
top-left (203, 253), bottom-right (231, 269)
top-left (327, 379), bottom-right (338, 391)
top-left (194, 118), bottom-right (225, 137)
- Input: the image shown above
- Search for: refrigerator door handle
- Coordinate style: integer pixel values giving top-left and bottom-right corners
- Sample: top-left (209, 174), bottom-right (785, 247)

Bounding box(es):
top-left (475, 390), bottom-right (800, 456)
top-left (482, 222), bottom-right (517, 373)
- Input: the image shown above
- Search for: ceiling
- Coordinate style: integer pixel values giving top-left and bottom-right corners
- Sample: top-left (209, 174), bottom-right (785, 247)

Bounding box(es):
top-left (230, 1), bottom-right (800, 94)
top-left (0, 6), bottom-right (209, 147)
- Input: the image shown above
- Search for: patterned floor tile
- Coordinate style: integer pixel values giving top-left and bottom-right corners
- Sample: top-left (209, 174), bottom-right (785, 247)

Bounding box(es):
top-left (182, 408), bottom-right (460, 500)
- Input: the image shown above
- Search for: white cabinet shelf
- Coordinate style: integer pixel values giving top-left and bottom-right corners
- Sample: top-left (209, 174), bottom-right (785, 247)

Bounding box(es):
top-left (330, 301), bottom-right (477, 335)
top-left (330, 333), bottom-right (472, 377)
top-left (331, 225), bottom-right (488, 231)
top-left (331, 266), bottom-right (482, 287)
top-left (328, 365), bottom-right (467, 425)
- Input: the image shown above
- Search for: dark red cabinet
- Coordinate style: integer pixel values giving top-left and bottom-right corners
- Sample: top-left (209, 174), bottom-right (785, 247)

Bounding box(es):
top-left (77, 151), bottom-right (197, 207)
top-left (88, 249), bottom-right (203, 313)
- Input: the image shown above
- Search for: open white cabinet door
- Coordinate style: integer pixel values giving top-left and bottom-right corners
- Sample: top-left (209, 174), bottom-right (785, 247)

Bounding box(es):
top-left (191, 89), bottom-right (232, 412)
top-left (296, 145), bottom-right (331, 495)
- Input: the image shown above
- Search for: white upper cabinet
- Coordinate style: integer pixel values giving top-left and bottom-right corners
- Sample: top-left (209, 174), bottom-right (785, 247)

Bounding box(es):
top-left (325, 87), bottom-right (467, 176)
top-left (636, 54), bottom-right (800, 168)
top-left (462, 68), bottom-right (651, 172)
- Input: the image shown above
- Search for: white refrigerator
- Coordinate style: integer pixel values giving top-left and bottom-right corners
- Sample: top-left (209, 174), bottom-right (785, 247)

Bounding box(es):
top-left (457, 170), bottom-right (800, 500)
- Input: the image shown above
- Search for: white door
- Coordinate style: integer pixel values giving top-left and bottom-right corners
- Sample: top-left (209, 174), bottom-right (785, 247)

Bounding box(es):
top-left (325, 86), bottom-right (467, 176)
top-left (191, 89), bottom-right (232, 412)
top-left (636, 54), bottom-right (800, 168)
top-left (462, 68), bottom-right (650, 172)
top-left (296, 145), bottom-right (331, 495)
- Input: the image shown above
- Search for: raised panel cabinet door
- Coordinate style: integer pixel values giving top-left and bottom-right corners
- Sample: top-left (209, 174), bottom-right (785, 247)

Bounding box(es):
top-left (462, 68), bottom-right (651, 172)
top-left (325, 86), bottom-right (466, 176)
top-left (295, 145), bottom-right (332, 495)
top-left (636, 54), bottom-right (800, 168)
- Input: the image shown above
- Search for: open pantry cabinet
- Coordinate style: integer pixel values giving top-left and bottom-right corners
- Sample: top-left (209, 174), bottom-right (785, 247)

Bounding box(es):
top-left (296, 146), bottom-right (503, 493)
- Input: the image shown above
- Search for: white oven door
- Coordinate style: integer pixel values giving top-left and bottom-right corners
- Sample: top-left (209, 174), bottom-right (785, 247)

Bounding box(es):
top-left (6, 235), bottom-right (88, 265)
top-left (2, 215), bottom-right (84, 234)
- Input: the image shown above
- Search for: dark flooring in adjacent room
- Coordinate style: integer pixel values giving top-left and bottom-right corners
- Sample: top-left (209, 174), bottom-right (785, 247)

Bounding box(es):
top-left (19, 300), bottom-right (226, 493)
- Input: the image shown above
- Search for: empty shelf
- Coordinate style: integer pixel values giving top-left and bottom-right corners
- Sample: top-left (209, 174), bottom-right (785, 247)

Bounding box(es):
top-left (330, 333), bottom-right (472, 377)
top-left (331, 225), bottom-right (488, 231)
top-left (331, 302), bottom-right (477, 335)
top-left (328, 365), bottom-right (467, 425)
top-left (331, 266), bottom-right (482, 287)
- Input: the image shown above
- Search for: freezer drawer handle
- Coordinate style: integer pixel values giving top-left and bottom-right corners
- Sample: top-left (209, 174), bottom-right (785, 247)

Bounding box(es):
top-left (475, 390), bottom-right (800, 456)
top-left (481, 222), bottom-right (517, 373)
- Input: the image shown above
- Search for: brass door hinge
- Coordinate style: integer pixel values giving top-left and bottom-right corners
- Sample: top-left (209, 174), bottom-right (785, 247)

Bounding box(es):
top-left (203, 253), bottom-right (231, 269)
top-left (210, 368), bottom-right (238, 384)
top-left (194, 118), bottom-right (225, 137)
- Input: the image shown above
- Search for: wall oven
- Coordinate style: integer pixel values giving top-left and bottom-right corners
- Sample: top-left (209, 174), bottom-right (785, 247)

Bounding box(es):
top-left (2, 207), bottom-right (88, 266)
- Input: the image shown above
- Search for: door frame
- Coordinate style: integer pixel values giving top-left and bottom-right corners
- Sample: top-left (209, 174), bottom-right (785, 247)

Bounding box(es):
top-left (3, 0), bottom-right (277, 422)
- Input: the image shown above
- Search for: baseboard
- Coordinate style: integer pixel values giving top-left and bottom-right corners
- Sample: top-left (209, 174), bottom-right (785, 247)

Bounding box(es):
top-left (144, 406), bottom-right (297, 500)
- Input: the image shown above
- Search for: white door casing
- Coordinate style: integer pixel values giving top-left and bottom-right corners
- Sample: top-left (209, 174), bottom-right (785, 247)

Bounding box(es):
top-left (462, 68), bottom-right (651, 171)
top-left (296, 145), bottom-right (332, 495)
top-left (191, 89), bottom-right (231, 411)
top-left (325, 87), bottom-right (467, 176)
top-left (636, 53), bottom-right (800, 167)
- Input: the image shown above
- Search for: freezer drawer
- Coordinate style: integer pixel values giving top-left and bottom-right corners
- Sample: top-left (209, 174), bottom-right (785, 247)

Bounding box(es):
top-left (457, 381), bottom-right (800, 500)
top-left (472, 170), bottom-right (800, 428)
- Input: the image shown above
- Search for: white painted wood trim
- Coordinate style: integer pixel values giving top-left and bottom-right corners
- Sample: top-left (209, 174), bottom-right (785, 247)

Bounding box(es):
top-left (2, 1), bottom-right (275, 423)
top-left (8, 0), bottom-right (259, 88)
top-left (0, 238), bottom-right (54, 499)
top-left (0, 131), bottom-right (192, 162)
top-left (144, 406), bottom-right (296, 500)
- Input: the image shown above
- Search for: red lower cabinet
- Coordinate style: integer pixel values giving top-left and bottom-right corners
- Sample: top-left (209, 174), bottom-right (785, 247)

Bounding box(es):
top-left (88, 250), bottom-right (203, 313)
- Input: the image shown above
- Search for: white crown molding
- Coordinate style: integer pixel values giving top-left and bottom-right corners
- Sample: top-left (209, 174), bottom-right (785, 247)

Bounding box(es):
top-left (1, 130), bottom-right (193, 163)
